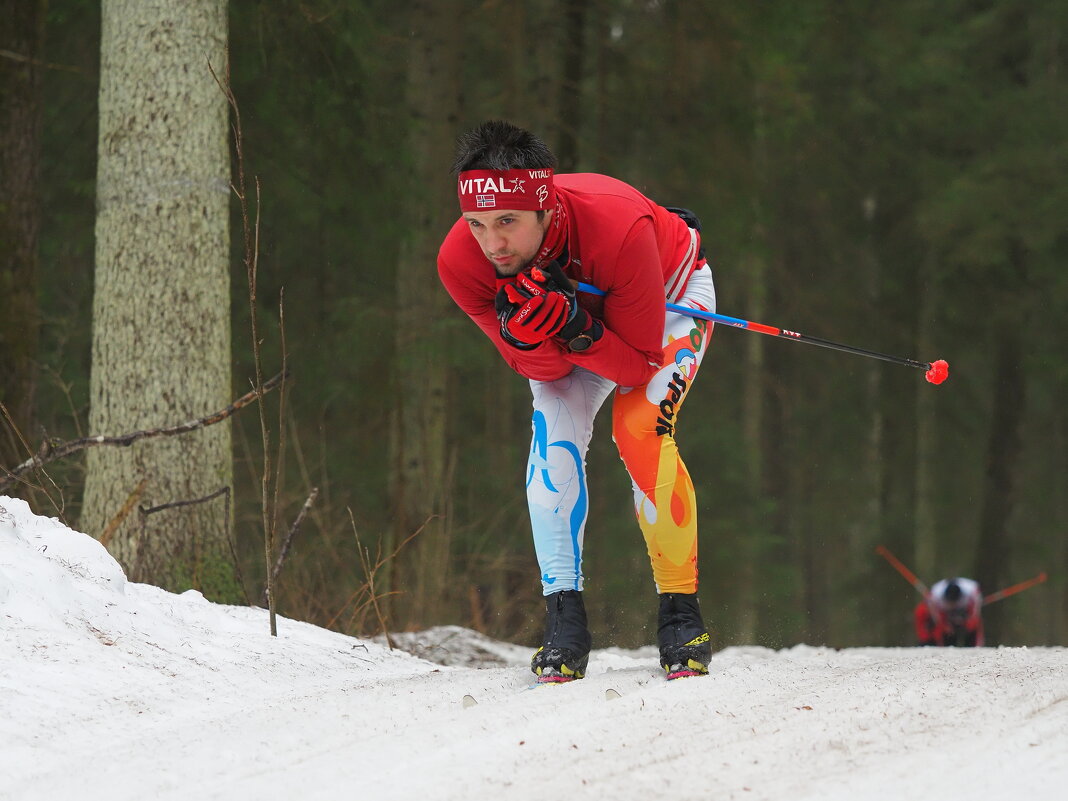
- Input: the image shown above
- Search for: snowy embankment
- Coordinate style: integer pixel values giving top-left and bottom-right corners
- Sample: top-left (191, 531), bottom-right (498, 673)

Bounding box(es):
top-left (1, 495), bottom-right (1065, 801)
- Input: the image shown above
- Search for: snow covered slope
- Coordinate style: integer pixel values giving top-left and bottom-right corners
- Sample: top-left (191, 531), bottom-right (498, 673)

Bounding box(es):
top-left (1, 496), bottom-right (1065, 801)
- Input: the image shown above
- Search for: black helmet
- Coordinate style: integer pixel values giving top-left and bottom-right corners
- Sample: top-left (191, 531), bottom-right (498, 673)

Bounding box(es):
top-left (943, 580), bottom-right (964, 604)
top-left (942, 579), bottom-right (970, 624)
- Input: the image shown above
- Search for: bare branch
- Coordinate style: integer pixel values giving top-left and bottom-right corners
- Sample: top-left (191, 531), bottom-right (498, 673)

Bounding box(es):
top-left (0, 47), bottom-right (82, 73)
top-left (349, 508), bottom-right (396, 649)
top-left (212, 54), bottom-right (277, 636)
top-left (338, 512), bottom-right (430, 645)
top-left (140, 485), bottom-right (232, 516)
top-left (0, 371), bottom-right (288, 494)
top-left (0, 401), bottom-right (66, 514)
top-left (134, 487), bottom-right (231, 586)
top-left (260, 487), bottom-right (319, 605)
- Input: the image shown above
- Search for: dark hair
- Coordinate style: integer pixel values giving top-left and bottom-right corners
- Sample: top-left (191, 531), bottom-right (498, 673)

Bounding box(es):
top-left (943, 580), bottom-right (963, 603)
top-left (451, 120), bottom-right (557, 175)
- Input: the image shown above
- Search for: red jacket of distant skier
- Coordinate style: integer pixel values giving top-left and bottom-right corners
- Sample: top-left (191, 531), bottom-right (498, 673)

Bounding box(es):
top-left (914, 578), bottom-right (984, 647)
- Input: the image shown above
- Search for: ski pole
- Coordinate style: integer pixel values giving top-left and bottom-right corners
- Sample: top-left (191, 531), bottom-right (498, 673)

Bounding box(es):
top-left (983, 572), bottom-right (1048, 605)
top-left (874, 545), bottom-right (929, 596)
top-left (576, 282), bottom-right (950, 385)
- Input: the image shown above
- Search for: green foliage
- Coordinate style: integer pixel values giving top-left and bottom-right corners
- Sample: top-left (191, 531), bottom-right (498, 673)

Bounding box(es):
top-left (25, 0), bottom-right (1067, 647)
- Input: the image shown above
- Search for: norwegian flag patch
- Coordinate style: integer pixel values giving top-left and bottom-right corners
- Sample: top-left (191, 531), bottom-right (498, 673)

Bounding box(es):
top-left (476, 194), bottom-right (496, 208)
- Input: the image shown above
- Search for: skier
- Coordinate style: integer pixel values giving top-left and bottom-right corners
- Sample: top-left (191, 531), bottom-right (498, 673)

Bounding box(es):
top-left (437, 120), bottom-right (715, 681)
top-left (914, 577), bottom-right (985, 647)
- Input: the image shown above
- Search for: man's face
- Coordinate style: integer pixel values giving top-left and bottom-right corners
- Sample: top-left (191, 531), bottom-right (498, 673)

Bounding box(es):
top-left (463, 209), bottom-right (551, 276)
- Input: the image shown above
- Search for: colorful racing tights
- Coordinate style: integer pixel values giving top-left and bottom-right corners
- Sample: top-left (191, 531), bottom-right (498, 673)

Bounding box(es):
top-left (526, 265), bottom-right (715, 596)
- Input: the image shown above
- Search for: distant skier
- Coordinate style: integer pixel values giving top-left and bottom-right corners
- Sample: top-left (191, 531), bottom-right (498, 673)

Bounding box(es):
top-left (437, 121), bottom-right (715, 682)
top-left (915, 578), bottom-right (984, 647)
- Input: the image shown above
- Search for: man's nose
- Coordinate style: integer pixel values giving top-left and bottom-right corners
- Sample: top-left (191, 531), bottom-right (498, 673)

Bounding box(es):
top-left (483, 228), bottom-right (506, 252)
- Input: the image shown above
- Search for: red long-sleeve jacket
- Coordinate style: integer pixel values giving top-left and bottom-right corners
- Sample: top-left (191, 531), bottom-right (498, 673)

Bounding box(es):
top-left (914, 578), bottom-right (985, 647)
top-left (437, 173), bottom-right (698, 387)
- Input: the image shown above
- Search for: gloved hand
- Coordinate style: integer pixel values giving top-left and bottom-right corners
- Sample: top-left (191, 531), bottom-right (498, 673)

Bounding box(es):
top-left (536, 260), bottom-right (603, 351)
top-left (495, 274), bottom-right (571, 349)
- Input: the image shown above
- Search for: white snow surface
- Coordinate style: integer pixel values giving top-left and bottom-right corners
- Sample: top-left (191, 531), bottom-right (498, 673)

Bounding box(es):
top-left (1, 495), bottom-right (1065, 801)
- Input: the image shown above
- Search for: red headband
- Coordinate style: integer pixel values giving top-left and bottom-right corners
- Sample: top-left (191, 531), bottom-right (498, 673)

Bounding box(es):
top-left (457, 168), bottom-right (555, 212)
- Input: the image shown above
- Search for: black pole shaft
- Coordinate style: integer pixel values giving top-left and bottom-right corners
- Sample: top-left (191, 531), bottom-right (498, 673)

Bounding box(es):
top-left (780, 331), bottom-right (932, 371)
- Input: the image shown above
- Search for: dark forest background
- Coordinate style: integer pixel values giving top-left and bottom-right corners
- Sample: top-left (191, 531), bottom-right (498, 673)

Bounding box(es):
top-left (6, 0), bottom-right (1067, 649)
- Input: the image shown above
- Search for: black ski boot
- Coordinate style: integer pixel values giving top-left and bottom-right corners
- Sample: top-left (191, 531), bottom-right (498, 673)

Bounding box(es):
top-left (657, 592), bottom-right (711, 680)
top-left (531, 590), bottom-right (592, 683)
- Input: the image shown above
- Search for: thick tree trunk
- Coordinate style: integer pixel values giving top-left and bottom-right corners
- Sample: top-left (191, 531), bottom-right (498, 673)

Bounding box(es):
top-left (82, 0), bottom-right (235, 600)
top-left (389, 0), bottom-right (460, 628)
top-left (0, 0), bottom-right (45, 471)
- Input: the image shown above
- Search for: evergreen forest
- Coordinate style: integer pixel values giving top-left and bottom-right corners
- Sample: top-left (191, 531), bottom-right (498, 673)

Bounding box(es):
top-left (4, 0), bottom-right (1066, 650)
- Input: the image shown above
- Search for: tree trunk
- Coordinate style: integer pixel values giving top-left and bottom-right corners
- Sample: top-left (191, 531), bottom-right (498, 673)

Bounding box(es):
top-left (974, 321), bottom-right (1026, 644)
top-left (852, 194), bottom-right (888, 644)
top-left (82, 0), bottom-right (235, 601)
top-left (736, 82), bottom-right (772, 645)
top-left (389, 0), bottom-right (461, 628)
top-left (0, 0), bottom-right (45, 472)
top-left (736, 248), bottom-right (765, 645)
top-left (555, 0), bottom-right (586, 172)
top-left (913, 252), bottom-right (938, 579)
top-left (1059, 406), bottom-right (1068, 645)
top-left (974, 238), bottom-right (1030, 643)
top-left (857, 195), bottom-right (885, 572)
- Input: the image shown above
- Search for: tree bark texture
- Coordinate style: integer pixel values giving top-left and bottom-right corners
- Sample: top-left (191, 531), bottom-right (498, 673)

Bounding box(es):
top-left (82, 0), bottom-right (234, 600)
top-left (0, 0), bottom-right (45, 470)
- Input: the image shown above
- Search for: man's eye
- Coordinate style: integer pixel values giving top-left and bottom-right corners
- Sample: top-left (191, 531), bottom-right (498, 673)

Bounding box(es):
top-left (468, 220), bottom-right (482, 229)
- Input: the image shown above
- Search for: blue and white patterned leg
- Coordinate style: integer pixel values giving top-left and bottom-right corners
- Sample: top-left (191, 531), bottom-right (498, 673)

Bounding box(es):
top-left (527, 368), bottom-right (615, 595)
